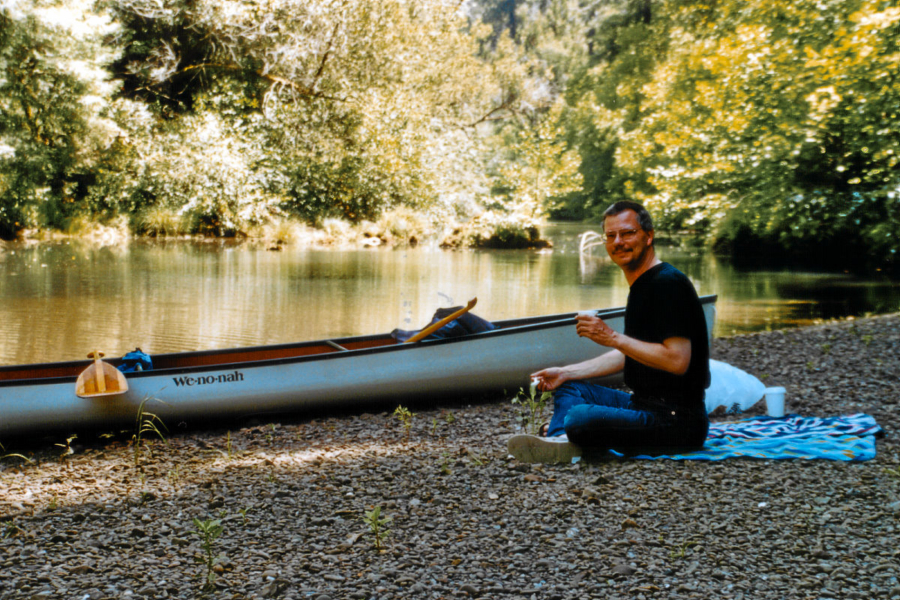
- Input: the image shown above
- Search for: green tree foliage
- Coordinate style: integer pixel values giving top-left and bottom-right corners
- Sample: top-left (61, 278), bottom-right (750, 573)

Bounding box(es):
top-left (614, 0), bottom-right (900, 271)
top-left (469, 0), bottom-right (520, 46)
top-left (103, 0), bottom-right (553, 231)
top-left (1, 0), bottom-right (569, 241)
top-left (487, 0), bottom-right (899, 271)
top-left (0, 0), bottom-right (120, 237)
top-left (7, 0), bottom-right (896, 268)
top-left (475, 100), bottom-right (581, 246)
top-left (501, 0), bottom-right (662, 221)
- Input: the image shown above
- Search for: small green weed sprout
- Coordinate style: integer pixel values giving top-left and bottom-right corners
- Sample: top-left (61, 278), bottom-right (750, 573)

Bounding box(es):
top-left (136, 472), bottom-right (159, 505)
top-left (0, 442), bottom-right (32, 465)
top-left (884, 466), bottom-right (900, 479)
top-left (192, 518), bottom-right (224, 592)
top-left (167, 466), bottom-right (181, 489)
top-left (431, 417), bottom-right (439, 437)
top-left (394, 405), bottom-right (415, 441)
top-left (133, 396), bottom-right (168, 470)
top-left (55, 434), bottom-right (78, 461)
top-left (862, 334), bottom-right (874, 346)
top-left (2, 522), bottom-right (25, 538)
top-left (820, 342), bottom-right (832, 354)
top-left (438, 451), bottom-right (452, 476)
top-left (468, 450), bottom-right (489, 467)
top-left (238, 507), bottom-right (251, 525)
top-left (668, 536), bottom-right (700, 559)
top-left (363, 506), bottom-right (392, 552)
top-left (511, 379), bottom-right (552, 436)
top-left (443, 410), bottom-right (455, 424)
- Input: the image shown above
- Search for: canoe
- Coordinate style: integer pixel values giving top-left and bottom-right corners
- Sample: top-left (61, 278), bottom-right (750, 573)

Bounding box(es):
top-left (0, 296), bottom-right (717, 437)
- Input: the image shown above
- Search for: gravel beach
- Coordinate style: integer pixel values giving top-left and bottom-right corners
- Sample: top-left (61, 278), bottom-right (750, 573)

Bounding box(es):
top-left (1, 314), bottom-right (898, 600)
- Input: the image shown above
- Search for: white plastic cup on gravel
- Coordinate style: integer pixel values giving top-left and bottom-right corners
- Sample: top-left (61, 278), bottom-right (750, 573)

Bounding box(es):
top-left (765, 387), bottom-right (786, 417)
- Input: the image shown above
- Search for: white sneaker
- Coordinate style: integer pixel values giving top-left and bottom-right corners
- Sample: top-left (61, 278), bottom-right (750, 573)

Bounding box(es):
top-left (507, 434), bottom-right (581, 464)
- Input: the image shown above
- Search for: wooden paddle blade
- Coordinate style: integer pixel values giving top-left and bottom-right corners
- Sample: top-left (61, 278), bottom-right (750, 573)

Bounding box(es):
top-left (76, 359), bottom-right (129, 398)
top-left (404, 297), bottom-right (478, 344)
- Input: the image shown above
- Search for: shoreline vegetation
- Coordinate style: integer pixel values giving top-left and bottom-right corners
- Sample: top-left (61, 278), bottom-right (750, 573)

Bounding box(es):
top-left (0, 313), bottom-right (898, 599)
top-left (3, 0), bottom-right (899, 275)
top-left (8, 210), bottom-right (555, 251)
top-left (9, 219), bottom-right (898, 281)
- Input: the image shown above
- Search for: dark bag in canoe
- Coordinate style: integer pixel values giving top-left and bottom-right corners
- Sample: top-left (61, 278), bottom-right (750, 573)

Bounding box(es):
top-left (118, 348), bottom-right (153, 372)
top-left (391, 307), bottom-right (495, 343)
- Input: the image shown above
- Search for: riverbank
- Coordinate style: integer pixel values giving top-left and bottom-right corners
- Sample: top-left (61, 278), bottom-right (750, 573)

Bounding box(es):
top-left (1, 314), bottom-right (898, 600)
top-left (8, 208), bottom-right (554, 252)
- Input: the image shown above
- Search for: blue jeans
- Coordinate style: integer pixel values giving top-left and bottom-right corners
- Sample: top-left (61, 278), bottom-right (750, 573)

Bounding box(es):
top-left (547, 381), bottom-right (708, 452)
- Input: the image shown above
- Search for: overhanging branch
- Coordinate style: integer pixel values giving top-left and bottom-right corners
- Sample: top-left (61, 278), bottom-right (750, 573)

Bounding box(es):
top-left (175, 62), bottom-right (344, 102)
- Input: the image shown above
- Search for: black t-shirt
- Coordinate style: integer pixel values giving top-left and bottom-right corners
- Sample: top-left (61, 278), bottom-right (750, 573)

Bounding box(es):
top-left (623, 262), bottom-right (710, 408)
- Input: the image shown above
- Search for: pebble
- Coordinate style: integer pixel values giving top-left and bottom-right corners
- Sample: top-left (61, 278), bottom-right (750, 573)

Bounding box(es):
top-left (612, 563), bottom-right (636, 576)
top-left (1, 314), bottom-right (898, 600)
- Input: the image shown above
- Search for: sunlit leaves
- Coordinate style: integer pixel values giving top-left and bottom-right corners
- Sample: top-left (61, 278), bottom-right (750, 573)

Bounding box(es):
top-left (0, 0), bottom-right (124, 236)
top-left (105, 0), bottom-right (548, 229)
top-left (495, 101), bottom-right (583, 221)
top-left (611, 0), bottom-right (900, 269)
top-left (0, 0), bottom-right (560, 238)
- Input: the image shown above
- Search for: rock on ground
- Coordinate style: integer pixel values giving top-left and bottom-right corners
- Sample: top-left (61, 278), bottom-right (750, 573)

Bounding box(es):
top-left (1, 314), bottom-right (899, 600)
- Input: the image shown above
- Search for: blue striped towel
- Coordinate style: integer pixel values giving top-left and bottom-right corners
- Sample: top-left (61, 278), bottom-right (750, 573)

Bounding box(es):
top-left (610, 413), bottom-right (882, 461)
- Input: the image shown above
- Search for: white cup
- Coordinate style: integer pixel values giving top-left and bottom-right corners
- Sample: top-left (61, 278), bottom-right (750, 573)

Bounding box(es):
top-left (765, 387), bottom-right (786, 417)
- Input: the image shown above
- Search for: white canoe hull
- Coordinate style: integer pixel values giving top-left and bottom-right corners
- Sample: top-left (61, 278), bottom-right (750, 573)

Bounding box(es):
top-left (0, 297), bottom-right (716, 436)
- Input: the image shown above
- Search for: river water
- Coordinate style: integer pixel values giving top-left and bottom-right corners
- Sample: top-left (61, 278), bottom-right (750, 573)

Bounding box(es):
top-left (1, 224), bottom-right (898, 366)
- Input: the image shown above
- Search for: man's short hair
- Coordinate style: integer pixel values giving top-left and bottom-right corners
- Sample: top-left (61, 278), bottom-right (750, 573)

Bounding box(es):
top-left (602, 201), bottom-right (654, 232)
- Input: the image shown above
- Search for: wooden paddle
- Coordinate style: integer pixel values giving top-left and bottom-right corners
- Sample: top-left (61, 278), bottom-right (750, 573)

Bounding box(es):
top-left (404, 298), bottom-right (477, 344)
top-left (75, 351), bottom-right (129, 398)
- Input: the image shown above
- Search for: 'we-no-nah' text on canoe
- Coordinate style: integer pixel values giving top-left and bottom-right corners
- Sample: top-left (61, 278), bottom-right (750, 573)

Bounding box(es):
top-left (172, 371), bottom-right (245, 387)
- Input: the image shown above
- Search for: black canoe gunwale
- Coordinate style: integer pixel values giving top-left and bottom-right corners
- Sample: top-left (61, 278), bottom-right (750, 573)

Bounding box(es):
top-left (0, 295), bottom-right (717, 388)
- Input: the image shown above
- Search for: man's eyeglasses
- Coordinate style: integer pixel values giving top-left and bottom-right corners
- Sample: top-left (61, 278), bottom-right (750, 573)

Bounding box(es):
top-left (604, 229), bottom-right (640, 243)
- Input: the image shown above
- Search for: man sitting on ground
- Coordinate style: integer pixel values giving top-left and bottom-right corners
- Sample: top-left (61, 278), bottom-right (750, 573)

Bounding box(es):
top-left (508, 201), bottom-right (711, 463)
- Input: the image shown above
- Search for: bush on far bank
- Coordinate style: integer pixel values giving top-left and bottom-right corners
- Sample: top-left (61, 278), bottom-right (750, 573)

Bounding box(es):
top-left (12, 207), bottom-right (554, 251)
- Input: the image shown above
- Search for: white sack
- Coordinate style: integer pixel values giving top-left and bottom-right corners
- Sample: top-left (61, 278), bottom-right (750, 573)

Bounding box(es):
top-left (705, 359), bottom-right (766, 414)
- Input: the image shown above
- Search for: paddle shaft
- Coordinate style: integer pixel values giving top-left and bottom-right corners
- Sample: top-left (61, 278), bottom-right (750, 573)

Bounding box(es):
top-left (404, 298), bottom-right (477, 344)
top-left (90, 351), bottom-right (106, 393)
